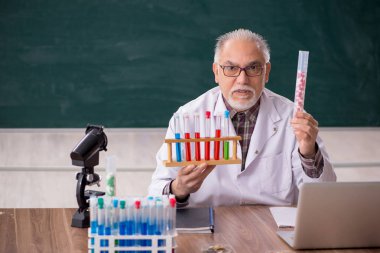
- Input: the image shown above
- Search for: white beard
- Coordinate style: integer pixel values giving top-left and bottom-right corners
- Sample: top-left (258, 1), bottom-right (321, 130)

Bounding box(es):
top-left (226, 86), bottom-right (261, 111)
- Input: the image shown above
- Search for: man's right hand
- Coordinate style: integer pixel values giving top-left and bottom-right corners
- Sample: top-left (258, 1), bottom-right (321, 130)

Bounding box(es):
top-left (171, 163), bottom-right (215, 200)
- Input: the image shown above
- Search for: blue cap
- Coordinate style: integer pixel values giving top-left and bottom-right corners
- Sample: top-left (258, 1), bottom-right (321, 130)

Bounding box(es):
top-left (113, 198), bottom-right (119, 208)
top-left (224, 110), bottom-right (230, 118)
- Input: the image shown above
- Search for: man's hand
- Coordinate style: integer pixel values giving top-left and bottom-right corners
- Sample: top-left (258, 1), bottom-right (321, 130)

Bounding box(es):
top-left (171, 163), bottom-right (215, 199)
top-left (291, 111), bottom-right (319, 158)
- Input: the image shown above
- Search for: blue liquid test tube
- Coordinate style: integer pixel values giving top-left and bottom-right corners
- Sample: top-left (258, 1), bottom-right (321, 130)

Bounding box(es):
top-left (126, 198), bottom-right (134, 247)
top-left (147, 196), bottom-right (156, 244)
top-left (111, 198), bottom-right (119, 250)
top-left (140, 198), bottom-right (149, 253)
top-left (119, 200), bottom-right (127, 252)
top-left (174, 113), bottom-right (182, 162)
top-left (104, 197), bottom-right (112, 250)
top-left (155, 197), bottom-right (164, 236)
top-left (90, 196), bottom-right (98, 253)
top-left (97, 197), bottom-right (106, 253)
top-left (155, 197), bottom-right (164, 247)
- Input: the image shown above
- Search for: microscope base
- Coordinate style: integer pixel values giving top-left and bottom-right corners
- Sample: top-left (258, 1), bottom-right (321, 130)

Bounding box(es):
top-left (71, 209), bottom-right (90, 228)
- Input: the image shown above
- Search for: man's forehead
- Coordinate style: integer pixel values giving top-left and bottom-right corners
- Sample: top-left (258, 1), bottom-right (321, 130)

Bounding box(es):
top-left (219, 39), bottom-right (266, 63)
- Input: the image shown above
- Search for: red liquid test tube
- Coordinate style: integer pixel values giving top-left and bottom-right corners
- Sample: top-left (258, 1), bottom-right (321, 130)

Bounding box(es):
top-left (194, 113), bottom-right (201, 161)
top-left (184, 114), bottom-right (192, 161)
top-left (214, 114), bottom-right (222, 160)
top-left (204, 111), bottom-right (211, 160)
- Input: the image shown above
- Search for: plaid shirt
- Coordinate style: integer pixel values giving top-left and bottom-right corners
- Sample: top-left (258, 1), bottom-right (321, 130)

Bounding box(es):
top-left (224, 98), bottom-right (260, 171)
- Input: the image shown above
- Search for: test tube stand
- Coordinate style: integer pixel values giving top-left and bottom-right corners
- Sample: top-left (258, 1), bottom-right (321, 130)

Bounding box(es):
top-left (163, 136), bottom-right (242, 167)
top-left (88, 230), bottom-right (176, 253)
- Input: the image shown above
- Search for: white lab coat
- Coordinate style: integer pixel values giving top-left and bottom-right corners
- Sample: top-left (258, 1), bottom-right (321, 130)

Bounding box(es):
top-left (148, 87), bottom-right (336, 207)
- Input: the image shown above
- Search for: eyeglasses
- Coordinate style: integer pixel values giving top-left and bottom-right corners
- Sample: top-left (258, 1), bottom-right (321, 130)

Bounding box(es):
top-left (219, 64), bottom-right (264, 77)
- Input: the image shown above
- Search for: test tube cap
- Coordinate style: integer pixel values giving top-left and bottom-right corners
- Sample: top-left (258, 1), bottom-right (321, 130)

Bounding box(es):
top-left (113, 198), bottom-right (119, 208)
top-left (205, 111), bottom-right (211, 118)
top-left (98, 197), bottom-right (104, 209)
top-left (224, 110), bottom-right (230, 118)
top-left (134, 199), bottom-right (141, 209)
top-left (169, 197), bottom-right (176, 208)
top-left (120, 199), bottom-right (126, 209)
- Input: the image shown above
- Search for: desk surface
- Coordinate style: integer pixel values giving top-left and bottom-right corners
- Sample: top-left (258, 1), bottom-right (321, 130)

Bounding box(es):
top-left (1, 206), bottom-right (379, 253)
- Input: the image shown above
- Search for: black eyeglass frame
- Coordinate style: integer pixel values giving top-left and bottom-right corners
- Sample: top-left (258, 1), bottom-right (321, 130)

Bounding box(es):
top-left (219, 64), bottom-right (264, 77)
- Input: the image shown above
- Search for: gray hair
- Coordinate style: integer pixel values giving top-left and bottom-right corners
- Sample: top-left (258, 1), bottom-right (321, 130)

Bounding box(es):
top-left (214, 28), bottom-right (270, 63)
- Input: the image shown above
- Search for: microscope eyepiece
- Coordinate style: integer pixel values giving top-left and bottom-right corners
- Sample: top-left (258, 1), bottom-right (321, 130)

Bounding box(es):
top-left (70, 125), bottom-right (108, 167)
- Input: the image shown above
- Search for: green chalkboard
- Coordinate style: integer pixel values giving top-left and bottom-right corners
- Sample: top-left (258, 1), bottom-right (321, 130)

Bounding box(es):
top-left (1, 0), bottom-right (379, 127)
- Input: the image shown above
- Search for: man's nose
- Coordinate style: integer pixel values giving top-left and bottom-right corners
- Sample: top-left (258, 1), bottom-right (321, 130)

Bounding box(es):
top-left (236, 69), bottom-right (249, 84)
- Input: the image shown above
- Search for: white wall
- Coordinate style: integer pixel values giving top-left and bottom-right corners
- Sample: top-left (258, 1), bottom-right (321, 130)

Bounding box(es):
top-left (1, 128), bottom-right (380, 208)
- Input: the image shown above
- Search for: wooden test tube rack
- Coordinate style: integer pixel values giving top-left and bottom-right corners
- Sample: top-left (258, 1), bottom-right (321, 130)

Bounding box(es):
top-left (163, 136), bottom-right (242, 167)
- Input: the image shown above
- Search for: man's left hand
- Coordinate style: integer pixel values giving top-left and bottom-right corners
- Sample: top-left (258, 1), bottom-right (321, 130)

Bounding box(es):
top-left (291, 111), bottom-right (319, 158)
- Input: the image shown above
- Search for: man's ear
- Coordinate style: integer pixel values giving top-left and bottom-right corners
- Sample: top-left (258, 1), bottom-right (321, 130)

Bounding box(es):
top-left (265, 62), bottom-right (271, 83)
top-left (212, 63), bottom-right (219, 84)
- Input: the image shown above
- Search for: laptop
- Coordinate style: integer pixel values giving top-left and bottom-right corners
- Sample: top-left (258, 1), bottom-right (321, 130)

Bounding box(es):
top-left (277, 182), bottom-right (380, 250)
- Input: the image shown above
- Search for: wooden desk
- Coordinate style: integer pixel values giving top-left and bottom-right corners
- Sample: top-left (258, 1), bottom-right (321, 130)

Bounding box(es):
top-left (1, 206), bottom-right (379, 253)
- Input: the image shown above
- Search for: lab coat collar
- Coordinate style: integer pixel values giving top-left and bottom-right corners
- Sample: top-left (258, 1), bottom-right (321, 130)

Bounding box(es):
top-left (213, 92), bottom-right (228, 116)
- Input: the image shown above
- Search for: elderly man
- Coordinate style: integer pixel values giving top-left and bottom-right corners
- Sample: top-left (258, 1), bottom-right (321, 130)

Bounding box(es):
top-left (148, 28), bottom-right (336, 207)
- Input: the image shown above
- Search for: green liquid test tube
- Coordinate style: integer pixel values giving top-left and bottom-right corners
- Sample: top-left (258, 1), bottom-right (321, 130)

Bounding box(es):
top-left (223, 110), bottom-right (230, 160)
top-left (224, 141), bottom-right (229, 160)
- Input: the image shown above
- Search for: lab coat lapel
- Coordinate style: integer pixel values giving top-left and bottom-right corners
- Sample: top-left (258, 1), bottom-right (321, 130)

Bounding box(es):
top-left (244, 90), bottom-right (281, 170)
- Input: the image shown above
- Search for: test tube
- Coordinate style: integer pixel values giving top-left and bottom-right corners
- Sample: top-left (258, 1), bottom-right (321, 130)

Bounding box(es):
top-left (90, 196), bottom-right (98, 234)
top-left (168, 195), bottom-right (176, 236)
top-left (126, 198), bottom-right (134, 246)
top-left (155, 197), bottom-right (164, 236)
top-left (204, 111), bottom-right (211, 160)
top-left (97, 197), bottom-right (106, 248)
top-left (194, 113), bottom-right (201, 161)
top-left (155, 197), bottom-right (164, 247)
top-left (174, 113), bottom-right (182, 162)
top-left (293, 51), bottom-right (309, 117)
top-left (90, 196), bottom-right (97, 252)
top-left (140, 198), bottom-right (149, 250)
top-left (119, 199), bottom-right (126, 249)
top-left (183, 114), bottom-right (192, 161)
top-left (223, 110), bottom-right (230, 160)
top-left (214, 114), bottom-right (222, 160)
top-left (162, 197), bottom-right (169, 236)
top-left (147, 196), bottom-right (156, 249)
top-left (112, 198), bottom-right (119, 236)
top-left (104, 197), bottom-right (112, 249)
top-left (134, 198), bottom-right (142, 247)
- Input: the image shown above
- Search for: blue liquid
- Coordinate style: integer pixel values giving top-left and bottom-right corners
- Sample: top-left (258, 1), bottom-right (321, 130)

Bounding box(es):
top-left (98, 225), bottom-right (107, 253)
top-left (91, 221), bottom-right (97, 234)
top-left (119, 221), bottom-right (126, 252)
top-left (148, 223), bottom-right (156, 236)
top-left (98, 224), bottom-right (105, 235)
top-left (175, 133), bottom-right (182, 162)
top-left (126, 220), bottom-right (134, 247)
top-left (105, 226), bottom-right (111, 247)
top-left (141, 222), bottom-right (148, 246)
top-left (90, 221), bottom-right (97, 247)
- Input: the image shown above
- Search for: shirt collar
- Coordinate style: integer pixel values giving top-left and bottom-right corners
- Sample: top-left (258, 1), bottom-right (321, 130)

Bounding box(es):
top-left (222, 95), bottom-right (261, 121)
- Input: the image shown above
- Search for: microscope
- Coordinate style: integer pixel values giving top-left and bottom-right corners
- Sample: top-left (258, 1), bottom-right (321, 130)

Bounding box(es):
top-left (70, 125), bottom-right (108, 228)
